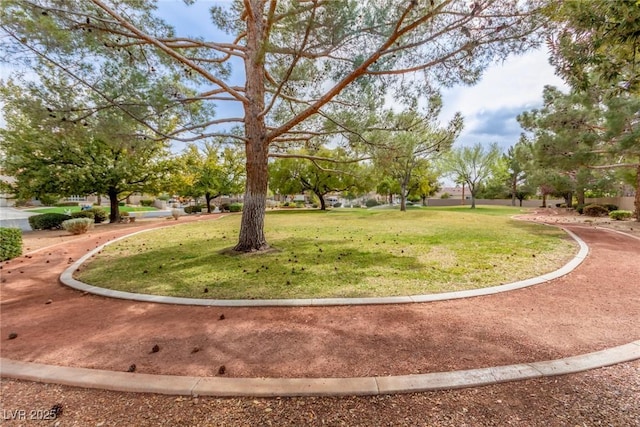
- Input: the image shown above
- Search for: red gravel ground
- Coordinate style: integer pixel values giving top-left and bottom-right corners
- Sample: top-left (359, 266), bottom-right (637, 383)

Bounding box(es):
top-left (1, 210), bottom-right (639, 425)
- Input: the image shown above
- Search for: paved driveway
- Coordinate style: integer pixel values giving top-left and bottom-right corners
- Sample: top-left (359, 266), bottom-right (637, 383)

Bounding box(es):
top-left (0, 207), bottom-right (36, 231)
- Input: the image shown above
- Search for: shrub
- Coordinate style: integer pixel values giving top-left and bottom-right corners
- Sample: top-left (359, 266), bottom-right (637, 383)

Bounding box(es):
top-left (139, 199), bottom-right (154, 207)
top-left (184, 205), bottom-right (204, 214)
top-left (365, 199), bottom-right (379, 208)
top-left (28, 213), bottom-right (72, 230)
top-left (609, 210), bottom-right (633, 220)
top-left (88, 208), bottom-right (108, 223)
top-left (295, 202), bottom-right (304, 208)
top-left (62, 218), bottom-right (94, 235)
top-left (583, 204), bottom-right (609, 217)
top-left (556, 203), bottom-right (567, 208)
top-left (574, 203), bottom-right (586, 214)
top-left (71, 210), bottom-right (95, 220)
top-left (333, 202), bottom-right (342, 208)
top-left (229, 202), bottom-right (243, 212)
top-left (55, 201), bottom-right (80, 207)
top-left (282, 202), bottom-right (290, 207)
top-left (119, 202), bottom-right (126, 207)
top-left (440, 192), bottom-right (451, 199)
top-left (220, 203), bottom-right (230, 212)
top-left (0, 228), bottom-right (22, 261)
top-left (604, 203), bottom-right (618, 212)
top-left (38, 194), bottom-right (58, 206)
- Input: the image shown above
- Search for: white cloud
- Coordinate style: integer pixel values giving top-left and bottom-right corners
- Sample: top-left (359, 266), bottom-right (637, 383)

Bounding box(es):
top-left (440, 48), bottom-right (570, 150)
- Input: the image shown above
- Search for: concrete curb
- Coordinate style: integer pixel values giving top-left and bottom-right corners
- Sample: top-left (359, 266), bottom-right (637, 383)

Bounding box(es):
top-left (3, 341), bottom-right (639, 397)
top-left (59, 226), bottom-right (589, 307)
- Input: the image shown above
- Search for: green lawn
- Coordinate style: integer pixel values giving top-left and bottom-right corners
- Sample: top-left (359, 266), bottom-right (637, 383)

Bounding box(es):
top-left (76, 206), bottom-right (577, 299)
top-left (27, 206), bottom-right (157, 214)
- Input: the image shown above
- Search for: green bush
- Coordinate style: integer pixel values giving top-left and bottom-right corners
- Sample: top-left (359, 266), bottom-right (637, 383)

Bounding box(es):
top-left (220, 203), bottom-right (230, 212)
top-left (0, 228), bottom-right (22, 261)
top-left (574, 203), bottom-right (586, 214)
top-left (28, 213), bottom-right (72, 230)
top-left (609, 210), bottom-right (633, 220)
top-left (184, 205), bottom-right (204, 214)
top-left (88, 207), bottom-right (108, 223)
top-left (604, 203), bottom-right (618, 212)
top-left (62, 218), bottom-right (94, 235)
top-left (365, 199), bottom-right (379, 208)
top-left (140, 199), bottom-right (154, 207)
top-left (38, 194), bottom-right (58, 206)
top-left (333, 202), bottom-right (342, 208)
top-left (55, 201), bottom-right (79, 207)
top-left (440, 193), bottom-right (451, 199)
top-left (295, 202), bottom-right (304, 208)
top-left (583, 204), bottom-right (609, 217)
top-left (71, 210), bottom-right (95, 220)
top-left (119, 202), bottom-right (126, 207)
top-left (229, 202), bottom-right (243, 212)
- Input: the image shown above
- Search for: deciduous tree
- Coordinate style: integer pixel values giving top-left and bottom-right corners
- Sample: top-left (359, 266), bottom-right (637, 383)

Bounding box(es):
top-left (440, 143), bottom-right (502, 208)
top-left (0, 66), bottom-right (178, 222)
top-left (269, 147), bottom-right (365, 210)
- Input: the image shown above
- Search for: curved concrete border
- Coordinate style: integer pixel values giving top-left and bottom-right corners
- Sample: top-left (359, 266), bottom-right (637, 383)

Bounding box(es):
top-left (60, 226), bottom-right (589, 307)
top-left (2, 341), bottom-right (639, 397)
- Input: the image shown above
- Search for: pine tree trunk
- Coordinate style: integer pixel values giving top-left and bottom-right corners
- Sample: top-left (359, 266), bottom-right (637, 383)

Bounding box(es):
top-left (234, 2), bottom-right (269, 252)
top-left (234, 128), bottom-right (270, 251)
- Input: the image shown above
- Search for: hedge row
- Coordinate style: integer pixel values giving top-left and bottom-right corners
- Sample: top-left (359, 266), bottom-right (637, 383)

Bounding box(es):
top-left (0, 228), bottom-right (22, 261)
top-left (28, 213), bottom-right (72, 230)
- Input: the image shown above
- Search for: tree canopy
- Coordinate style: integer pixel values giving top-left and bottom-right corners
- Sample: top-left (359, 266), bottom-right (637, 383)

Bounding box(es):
top-left (269, 147), bottom-right (367, 210)
top-left (440, 142), bottom-right (502, 208)
top-left (0, 64), bottom-right (176, 222)
top-left (368, 98), bottom-right (462, 211)
top-left (172, 143), bottom-right (246, 213)
top-left (541, 0), bottom-right (640, 217)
